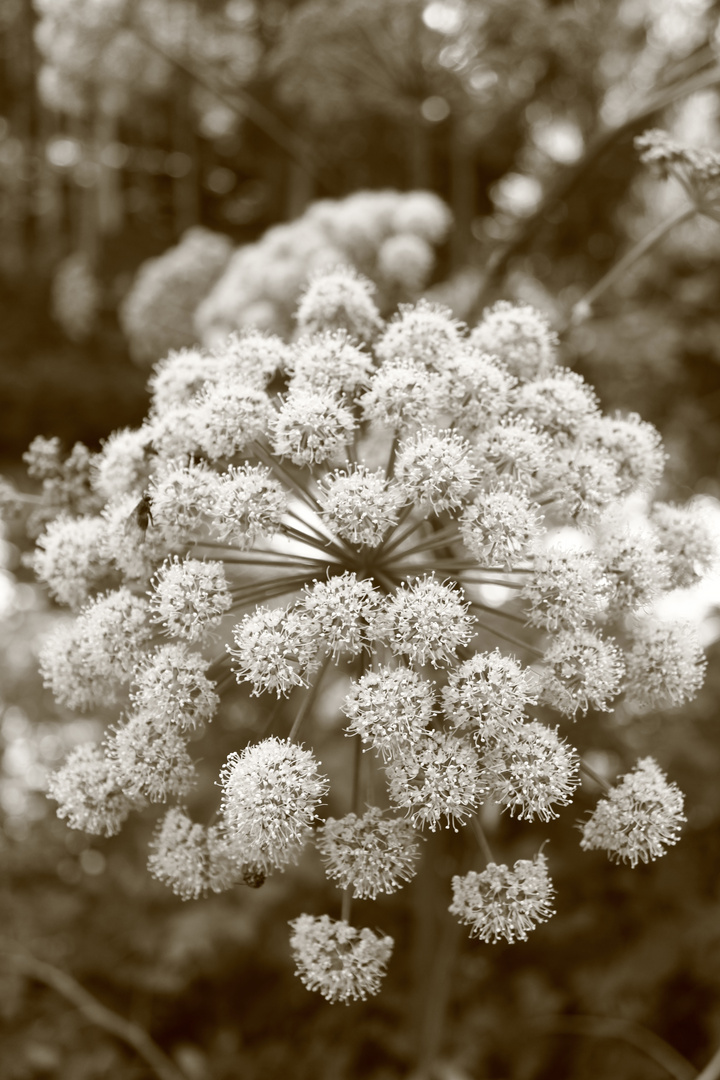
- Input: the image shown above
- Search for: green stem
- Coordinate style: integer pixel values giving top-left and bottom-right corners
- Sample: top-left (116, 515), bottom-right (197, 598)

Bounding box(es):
top-left (457, 574), bottom-right (528, 589)
top-left (284, 506), bottom-right (338, 546)
top-left (223, 553), bottom-right (332, 571)
top-left (571, 203), bottom-right (696, 321)
top-left (413, 903), bottom-right (464, 1078)
top-left (375, 502), bottom-right (420, 557)
top-left (207, 652), bottom-right (231, 676)
top-left (374, 569), bottom-right (400, 595)
top-left (420, 564), bottom-right (531, 582)
top-left (350, 736), bottom-right (363, 816)
top-left (283, 508), bottom-right (357, 562)
top-left (198, 541), bottom-right (332, 566)
top-left (385, 433), bottom-right (399, 481)
top-left (474, 61), bottom-right (720, 309)
top-left (376, 503), bottom-right (424, 551)
top-left (280, 521), bottom-right (346, 562)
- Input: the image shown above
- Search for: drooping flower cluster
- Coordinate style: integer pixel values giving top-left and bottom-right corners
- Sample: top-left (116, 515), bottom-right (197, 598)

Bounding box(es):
top-left (636, 129), bottom-right (720, 217)
top-left (289, 914), bottom-right (394, 1004)
top-left (449, 854), bottom-right (555, 944)
top-left (580, 757), bottom-right (686, 867)
top-left (20, 267), bottom-right (715, 1004)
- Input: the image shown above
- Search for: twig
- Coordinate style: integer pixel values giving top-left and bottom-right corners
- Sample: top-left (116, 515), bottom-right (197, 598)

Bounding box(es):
top-left (529, 1013), bottom-right (696, 1080)
top-left (2, 941), bottom-right (189, 1080)
top-left (124, 3), bottom-right (330, 189)
top-left (696, 1043), bottom-right (720, 1080)
top-left (470, 817), bottom-right (494, 865)
top-left (472, 62), bottom-right (720, 311)
top-left (569, 203), bottom-right (696, 323)
top-left (579, 759), bottom-right (612, 793)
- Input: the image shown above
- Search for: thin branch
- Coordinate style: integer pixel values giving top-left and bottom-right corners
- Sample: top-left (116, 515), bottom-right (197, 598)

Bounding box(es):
top-left (469, 599), bottom-right (527, 626)
top-left (696, 1042), bottom-right (720, 1080)
top-left (350, 733), bottom-right (363, 816)
top-left (385, 433), bottom-right (399, 481)
top-left (470, 817), bottom-right (494, 865)
top-left (474, 62), bottom-right (720, 308)
top-left (279, 518), bottom-right (351, 564)
top-left (382, 525), bottom-right (461, 563)
top-left (375, 510), bottom-right (427, 559)
top-left (284, 507), bottom-right (354, 560)
top-left (420, 565), bottom-right (529, 585)
top-left (473, 618), bottom-right (543, 658)
top-left (529, 1014), bottom-right (696, 1080)
top-left (579, 759), bottom-right (612, 794)
top-left (570, 203), bottom-right (696, 322)
top-left (2, 943), bottom-right (189, 1080)
top-left (279, 521), bottom-right (332, 552)
top-left (252, 443), bottom-right (322, 514)
top-left (124, 6), bottom-right (330, 189)
top-left (197, 544), bottom-right (332, 568)
top-left (228, 572), bottom-right (315, 610)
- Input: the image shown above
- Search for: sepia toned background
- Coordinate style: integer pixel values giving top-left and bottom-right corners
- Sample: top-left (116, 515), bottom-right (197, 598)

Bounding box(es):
top-left (3, 1), bottom-right (720, 1077)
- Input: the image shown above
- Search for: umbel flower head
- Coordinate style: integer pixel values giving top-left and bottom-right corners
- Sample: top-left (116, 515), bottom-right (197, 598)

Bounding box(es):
top-left (31, 267), bottom-right (717, 1004)
top-left (636, 129), bottom-right (720, 217)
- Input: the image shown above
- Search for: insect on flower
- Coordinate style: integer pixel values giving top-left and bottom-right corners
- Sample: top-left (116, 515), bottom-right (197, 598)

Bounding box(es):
top-left (126, 492), bottom-right (154, 536)
top-left (242, 865), bottom-right (266, 889)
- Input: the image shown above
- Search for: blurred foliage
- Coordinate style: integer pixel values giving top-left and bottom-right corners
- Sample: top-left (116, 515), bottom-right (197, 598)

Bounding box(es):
top-left (4, 0), bottom-right (720, 1077)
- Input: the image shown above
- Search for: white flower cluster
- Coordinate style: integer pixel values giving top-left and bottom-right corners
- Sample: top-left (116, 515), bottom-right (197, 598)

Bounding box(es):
top-left (30, 269), bottom-right (717, 1004)
top-left (636, 128), bottom-right (720, 216)
top-left (194, 190), bottom-right (452, 342)
top-left (120, 228), bottom-right (233, 364)
top-left (50, 252), bottom-right (101, 343)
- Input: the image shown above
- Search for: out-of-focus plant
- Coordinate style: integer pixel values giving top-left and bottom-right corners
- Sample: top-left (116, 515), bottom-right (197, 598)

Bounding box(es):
top-left (193, 189), bottom-right (452, 345)
top-left (33, 0), bottom-right (261, 120)
top-left (120, 191), bottom-right (451, 359)
top-left (572, 128), bottom-right (720, 322)
top-left (50, 252), bottom-right (102, 344)
top-left (120, 227), bottom-right (234, 364)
